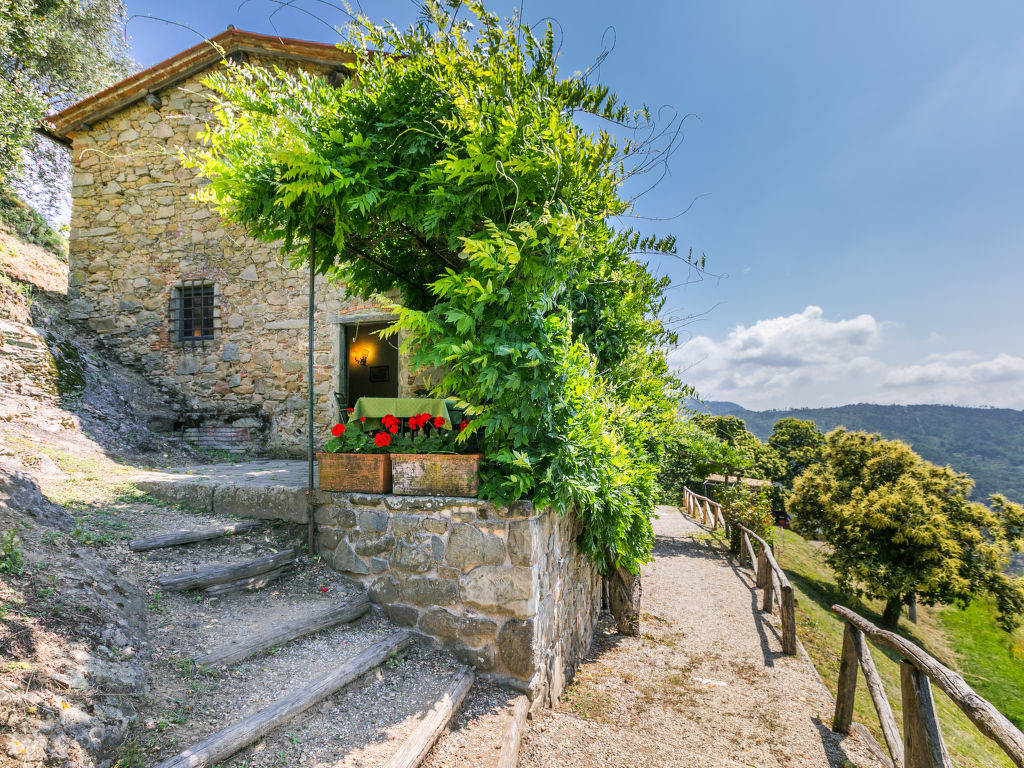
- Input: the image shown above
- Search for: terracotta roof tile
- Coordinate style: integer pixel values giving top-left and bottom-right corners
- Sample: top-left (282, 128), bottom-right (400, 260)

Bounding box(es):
top-left (43, 29), bottom-right (356, 141)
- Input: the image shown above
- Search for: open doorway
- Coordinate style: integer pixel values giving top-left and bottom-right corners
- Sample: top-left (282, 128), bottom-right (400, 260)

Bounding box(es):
top-left (337, 322), bottom-right (399, 409)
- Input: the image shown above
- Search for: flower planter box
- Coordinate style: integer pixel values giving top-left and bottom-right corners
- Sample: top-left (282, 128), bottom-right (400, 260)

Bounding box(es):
top-left (317, 452), bottom-right (392, 494)
top-left (390, 454), bottom-right (481, 497)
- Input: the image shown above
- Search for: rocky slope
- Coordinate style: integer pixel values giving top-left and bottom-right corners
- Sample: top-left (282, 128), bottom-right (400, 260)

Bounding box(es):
top-left (0, 225), bottom-right (195, 766)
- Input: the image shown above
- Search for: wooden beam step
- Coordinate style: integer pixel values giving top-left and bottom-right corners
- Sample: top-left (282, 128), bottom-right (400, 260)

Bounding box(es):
top-left (156, 548), bottom-right (298, 592)
top-left (154, 630), bottom-right (415, 768)
top-left (194, 594), bottom-right (371, 667)
top-left (129, 520), bottom-right (264, 552)
top-left (202, 564), bottom-right (292, 596)
top-left (497, 695), bottom-right (530, 768)
top-left (383, 666), bottom-right (475, 768)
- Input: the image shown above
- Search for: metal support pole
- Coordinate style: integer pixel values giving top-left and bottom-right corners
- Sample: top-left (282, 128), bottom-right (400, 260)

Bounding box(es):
top-left (306, 225), bottom-right (316, 555)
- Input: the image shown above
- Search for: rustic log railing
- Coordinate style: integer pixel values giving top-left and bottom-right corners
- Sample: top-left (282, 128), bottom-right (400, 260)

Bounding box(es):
top-left (681, 486), bottom-right (797, 654)
top-left (831, 605), bottom-right (1024, 768)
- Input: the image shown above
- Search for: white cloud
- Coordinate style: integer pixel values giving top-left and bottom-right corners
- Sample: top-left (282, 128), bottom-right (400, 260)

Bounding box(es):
top-left (670, 306), bottom-right (1024, 410)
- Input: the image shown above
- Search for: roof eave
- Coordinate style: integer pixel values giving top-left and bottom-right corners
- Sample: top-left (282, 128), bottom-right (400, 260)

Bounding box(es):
top-left (42, 29), bottom-right (357, 143)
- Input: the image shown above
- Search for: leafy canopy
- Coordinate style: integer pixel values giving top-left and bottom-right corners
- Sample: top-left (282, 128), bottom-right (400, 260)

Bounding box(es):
top-left (768, 417), bottom-right (824, 488)
top-left (187, 1), bottom-right (697, 575)
top-left (690, 413), bottom-right (785, 482)
top-left (788, 428), bottom-right (1024, 630)
top-left (0, 0), bottom-right (131, 181)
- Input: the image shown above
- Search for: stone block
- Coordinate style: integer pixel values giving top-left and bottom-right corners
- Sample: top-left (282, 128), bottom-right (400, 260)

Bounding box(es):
top-left (369, 576), bottom-right (398, 604)
top-left (314, 504), bottom-right (356, 528)
top-left (354, 534), bottom-right (395, 557)
top-left (458, 617), bottom-right (498, 642)
top-left (430, 535), bottom-right (445, 561)
top-left (370, 557), bottom-right (389, 573)
top-left (212, 484), bottom-right (306, 523)
top-left (385, 604), bottom-right (419, 628)
top-left (421, 518), bottom-right (448, 535)
top-left (391, 515), bottom-right (419, 537)
top-left (445, 524), bottom-right (506, 571)
top-left (453, 642), bottom-right (494, 671)
top-left (221, 343), bottom-right (239, 361)
top-left (392, 542), bottom-right (431, 573)
top-left (240, 265), bottom-right (259, 281)
top-left (349, 494), bottom-right (385, 508)
top-left (508, 519), bottom-right (539, 567)
top-left (358, 509), bottom-right (389, 533)
top-left (498, 619), bottom-right (535, 678)
top-left (461, 566), bottom-right (534, 618)
top-left (402, 577), bottom-right (458, 607)
top-left (419, 609), bottom-right (460, 642)
top-left (317, 528), bottom-right (341, 551)
top-left (497, 499), bottom-right (535, 519)
top-left (329, 541), bottom-right (369, 575)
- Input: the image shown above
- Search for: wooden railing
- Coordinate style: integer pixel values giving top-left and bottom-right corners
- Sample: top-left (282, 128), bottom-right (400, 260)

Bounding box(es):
top-left (831, 605), bottom-right (1024, 768)
top-left (681, 486), bottom-right (797, 655)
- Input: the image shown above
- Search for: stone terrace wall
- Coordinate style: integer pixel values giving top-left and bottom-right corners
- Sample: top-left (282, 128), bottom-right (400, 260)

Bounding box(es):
top-left (66, 57), bottom-right (416, 452)
top-left (315, 492), bottom-right (601, 700)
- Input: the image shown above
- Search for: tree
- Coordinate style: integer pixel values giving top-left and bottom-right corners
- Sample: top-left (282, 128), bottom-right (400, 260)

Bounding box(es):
top-left (788, 428), bottom-right (1024, 629)
top-left (690, 414), bottom-right (784, 481)
top-left (0, 0), bottom-right (131, 181)
top-left (768, 417), bottom-right (824, 487)
top-left (659, 419), bottom-right (751, 503)
top-left (187, 1), bottom-right (700, 576)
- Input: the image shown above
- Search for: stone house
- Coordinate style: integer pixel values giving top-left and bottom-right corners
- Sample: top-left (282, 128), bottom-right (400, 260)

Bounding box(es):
top-left (44, 29), bottom-right (417, 453)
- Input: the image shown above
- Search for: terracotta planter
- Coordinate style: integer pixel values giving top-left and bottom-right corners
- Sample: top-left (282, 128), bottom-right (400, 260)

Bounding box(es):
top-left (390, 453), bottom-right (482, 497)
top-left (317, 452), bottom-right (392, 494)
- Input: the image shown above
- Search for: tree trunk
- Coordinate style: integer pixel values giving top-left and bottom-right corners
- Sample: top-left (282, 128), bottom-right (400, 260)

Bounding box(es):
top-left (882, 595), bottom-right (904, 628)
top-left (607, 566), bottom-right (641, 636)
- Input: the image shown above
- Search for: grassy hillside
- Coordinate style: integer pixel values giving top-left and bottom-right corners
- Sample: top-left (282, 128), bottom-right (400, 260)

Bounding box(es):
top-left (698, 402), bottom-right (1024, 505)
top-left (775, 527), bottom-right (1024, 767)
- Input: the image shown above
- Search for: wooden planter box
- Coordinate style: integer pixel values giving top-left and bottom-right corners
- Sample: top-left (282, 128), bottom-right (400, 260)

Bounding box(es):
top-left (317, 452), bottom-right (392, 494)
top-left (390, 454), bottom-right (482, 497)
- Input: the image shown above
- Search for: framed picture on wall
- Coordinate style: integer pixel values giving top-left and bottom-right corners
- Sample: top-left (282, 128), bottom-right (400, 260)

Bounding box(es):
top-left (369, 365), bottom-right (390, 383)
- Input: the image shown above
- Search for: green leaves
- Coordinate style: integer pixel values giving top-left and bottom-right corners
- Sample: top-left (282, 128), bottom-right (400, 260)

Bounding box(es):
top-left (789, 428), bottom-right (1024, 630)
top-left (186, 0), bottom-right (687, 577)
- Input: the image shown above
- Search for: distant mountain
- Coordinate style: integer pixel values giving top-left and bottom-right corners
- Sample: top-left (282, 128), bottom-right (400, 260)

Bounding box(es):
top-left (690, 402), bottom-right (1024, 505)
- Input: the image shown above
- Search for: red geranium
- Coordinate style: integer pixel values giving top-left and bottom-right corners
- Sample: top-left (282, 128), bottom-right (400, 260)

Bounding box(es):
top-left (346, 407), bottom-right (354, 413)
top-left (330, 423), bottom-right (345, 436)
top-left (433, 416), bottom-right (446, 428)
top-left (459, 420), bottom-right (468, 432)
top-left (359, 416), bottom-right (367, 422)
top-left (373, 432), bottom-right (392, 447)
top-left (409, 415), bottom-right (422, 429)
top-left (388, 423), bottom-right (399, 434)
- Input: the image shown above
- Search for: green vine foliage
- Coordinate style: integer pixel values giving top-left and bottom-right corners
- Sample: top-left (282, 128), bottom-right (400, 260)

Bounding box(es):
top-left (185, 1), bottom-right (698, 575)
top-left (711, 483), bottom-right (775, 556)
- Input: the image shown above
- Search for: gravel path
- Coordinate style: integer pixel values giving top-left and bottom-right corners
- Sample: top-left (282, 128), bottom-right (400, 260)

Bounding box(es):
top-left (519, 507), bottom-right (881, 768)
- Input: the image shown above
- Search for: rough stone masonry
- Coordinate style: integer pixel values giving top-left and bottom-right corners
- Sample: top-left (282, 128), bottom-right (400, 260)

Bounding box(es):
top-left (315, 491), bottom-right (601, 705)
top-left (60, 45), bottom-right (419, 454)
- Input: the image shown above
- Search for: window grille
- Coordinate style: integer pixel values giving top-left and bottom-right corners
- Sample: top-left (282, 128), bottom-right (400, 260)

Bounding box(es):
top-left (170, 281), bottom-right (219, 347)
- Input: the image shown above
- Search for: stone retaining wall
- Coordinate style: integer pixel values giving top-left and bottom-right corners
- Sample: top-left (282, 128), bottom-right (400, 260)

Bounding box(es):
top-left (315, 492), bottom-right (601, 701)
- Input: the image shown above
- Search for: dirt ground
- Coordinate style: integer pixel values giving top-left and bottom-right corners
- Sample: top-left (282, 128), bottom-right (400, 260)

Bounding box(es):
top-left (518, 508), bottom-right (882, 768)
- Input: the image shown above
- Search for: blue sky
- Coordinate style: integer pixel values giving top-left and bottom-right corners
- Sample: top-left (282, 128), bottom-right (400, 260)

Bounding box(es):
top-left (121, 0), bottom-right (1024, 410)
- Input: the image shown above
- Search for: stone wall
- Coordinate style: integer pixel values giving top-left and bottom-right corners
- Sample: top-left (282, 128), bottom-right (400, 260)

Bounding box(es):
top-left (314, 492), bottom-right (601, 700)
top-left (65, 57), bottom-right (416, 453)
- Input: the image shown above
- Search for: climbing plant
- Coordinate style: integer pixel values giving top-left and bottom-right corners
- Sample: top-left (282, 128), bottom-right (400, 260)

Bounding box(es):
top-left (186, 1), bottom-right (700, 575)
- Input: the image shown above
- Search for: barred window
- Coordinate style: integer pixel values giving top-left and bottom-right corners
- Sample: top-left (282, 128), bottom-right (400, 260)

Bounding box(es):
top-left (171, 281), bottom-right (218, 345)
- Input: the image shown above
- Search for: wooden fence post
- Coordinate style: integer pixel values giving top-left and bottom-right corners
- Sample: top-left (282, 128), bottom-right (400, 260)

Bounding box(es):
top-left (833, 622), bottom-right (859, 734)
top-left (853, 628), bottom-right (905, 768)
top-left (756, 550), bottom-right (770, 589)
top-left (901, 661), bottom-right (953, 768)
top-left (762, 571), bottom-right (775, 613)
top-left (780, 583), bottom-right (797, 655)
